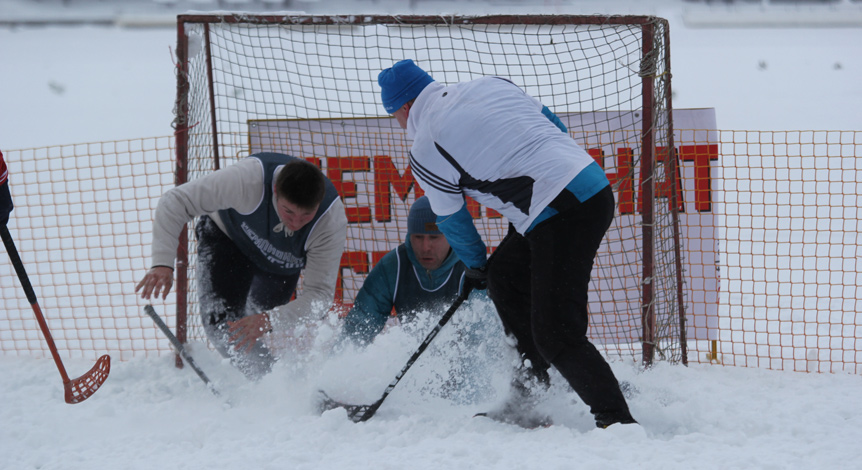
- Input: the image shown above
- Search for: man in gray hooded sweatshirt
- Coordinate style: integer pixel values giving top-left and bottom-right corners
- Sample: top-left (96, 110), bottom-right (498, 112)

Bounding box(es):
top-left (137, 153), bottom-right (347, 379)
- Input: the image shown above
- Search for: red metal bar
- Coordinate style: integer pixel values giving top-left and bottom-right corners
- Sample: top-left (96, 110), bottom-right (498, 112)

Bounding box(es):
top-left (204, 23), bottom-right (221, 170)
top-left (640, 21), bottom-right (657, 367)
top-left (176, 14), bottom-right (658, 27)
top-left (173, 17), bottom-right (191, 368)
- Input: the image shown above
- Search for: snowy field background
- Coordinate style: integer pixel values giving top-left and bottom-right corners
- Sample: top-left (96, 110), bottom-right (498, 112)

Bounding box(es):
top-left (0, 0), bottom-right (860, 149)
top-left (1, 0), bottom-right (861, 469)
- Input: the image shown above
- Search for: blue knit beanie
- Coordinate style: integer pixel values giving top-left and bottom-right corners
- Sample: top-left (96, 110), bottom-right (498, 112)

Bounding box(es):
top-left (378, 59), bottom-right (435, 114)
top-left (407, 196), bottom-right (440, 235)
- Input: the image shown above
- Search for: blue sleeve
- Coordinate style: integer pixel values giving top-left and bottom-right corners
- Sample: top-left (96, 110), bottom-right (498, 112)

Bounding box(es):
top-left (340, 251), bottom-right (398, 345)
top-left (541, 105), bottom-right (568, 133)
top-left (436, 203), bottom-right (487, 270)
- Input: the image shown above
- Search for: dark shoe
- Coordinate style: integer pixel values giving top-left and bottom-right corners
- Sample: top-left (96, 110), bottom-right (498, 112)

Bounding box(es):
top-left (595, 411), bottom-right (638, 429)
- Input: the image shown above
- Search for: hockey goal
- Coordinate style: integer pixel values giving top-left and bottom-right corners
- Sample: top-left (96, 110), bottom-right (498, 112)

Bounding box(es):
top-left (172, 14), bottom-right (683, 366)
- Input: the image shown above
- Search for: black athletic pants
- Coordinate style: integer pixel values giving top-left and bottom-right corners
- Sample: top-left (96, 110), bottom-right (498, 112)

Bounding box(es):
top-left (195, 215), bottom-right (299, 379)
top-left (487, 185), bottom-right (633, 421)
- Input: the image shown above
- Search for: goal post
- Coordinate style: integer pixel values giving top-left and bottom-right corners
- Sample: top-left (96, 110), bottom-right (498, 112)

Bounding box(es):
top-left (172, 13), bottom-right (684, 366)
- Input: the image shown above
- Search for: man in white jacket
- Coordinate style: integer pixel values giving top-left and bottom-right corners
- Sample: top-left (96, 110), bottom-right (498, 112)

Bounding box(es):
top-left (137, 153), bottom-right (347, 379)
top-left (378, 59), bottom-right (636, 428)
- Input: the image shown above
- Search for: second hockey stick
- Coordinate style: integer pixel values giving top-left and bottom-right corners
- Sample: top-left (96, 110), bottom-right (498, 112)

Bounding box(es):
top-left (318, 291), bottom-right (469, 422)
top-left (143, 304), bottom-right (221, 398)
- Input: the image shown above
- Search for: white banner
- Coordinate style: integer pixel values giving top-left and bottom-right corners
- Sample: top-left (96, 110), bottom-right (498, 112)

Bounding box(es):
top-left (249, 108), bottom-right (719, 344)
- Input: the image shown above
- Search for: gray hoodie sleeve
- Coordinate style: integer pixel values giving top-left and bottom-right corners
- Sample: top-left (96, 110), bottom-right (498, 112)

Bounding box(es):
top-left (149, 157), bottom-right (264, 269)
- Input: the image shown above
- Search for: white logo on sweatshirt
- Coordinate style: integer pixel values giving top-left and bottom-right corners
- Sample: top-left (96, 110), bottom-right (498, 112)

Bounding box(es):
top-left (240, 222), bottom-right (305, 269)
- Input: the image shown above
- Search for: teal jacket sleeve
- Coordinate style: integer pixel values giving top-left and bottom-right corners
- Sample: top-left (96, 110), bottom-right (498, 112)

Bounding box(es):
top-left (340, 250), bottom-right (399, 345)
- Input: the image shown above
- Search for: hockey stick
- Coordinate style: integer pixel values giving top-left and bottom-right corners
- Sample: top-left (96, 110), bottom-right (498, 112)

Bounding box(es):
top-left (1, 225), bottom-right (111, 404)
top-left (319, 291), bottom-right (469, 422)
top-left (143, 304), bottom-right (221, 398)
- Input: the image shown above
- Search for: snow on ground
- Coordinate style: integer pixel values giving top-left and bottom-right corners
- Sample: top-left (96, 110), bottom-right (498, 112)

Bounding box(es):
top-left (2, 328), bottom-right (861, 469)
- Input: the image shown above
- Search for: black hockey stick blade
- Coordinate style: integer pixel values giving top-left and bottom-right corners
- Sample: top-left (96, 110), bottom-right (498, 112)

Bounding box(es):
top-left (316, 292), bottom-right (469, 423)
top-left (316, 390), bottom-right (380, 423)
top-left (143, 305), bottom-right (222, 399)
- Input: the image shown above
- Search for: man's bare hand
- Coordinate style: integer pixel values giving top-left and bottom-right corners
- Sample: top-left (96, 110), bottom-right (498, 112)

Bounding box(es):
top-left (135, 266), bottom-right (174, 300)
top-left (228, 312), bottom-right (272, 353)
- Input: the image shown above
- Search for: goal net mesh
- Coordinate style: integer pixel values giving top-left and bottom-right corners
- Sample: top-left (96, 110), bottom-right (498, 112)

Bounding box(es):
top-left (175, 14), bottom-right (682, 364)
